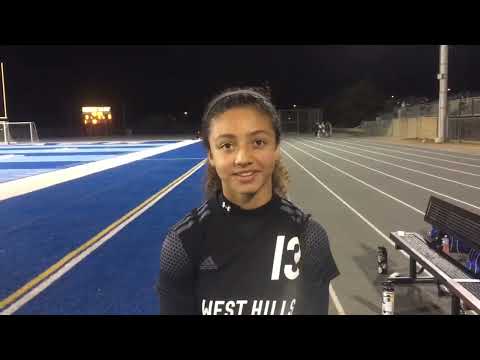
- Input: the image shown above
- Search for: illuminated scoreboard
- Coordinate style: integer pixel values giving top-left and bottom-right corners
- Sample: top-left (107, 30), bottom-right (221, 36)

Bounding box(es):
top-left (82, 106), bottom-right (112, 125)
top-left (82, 106), bottom-right (112, 136)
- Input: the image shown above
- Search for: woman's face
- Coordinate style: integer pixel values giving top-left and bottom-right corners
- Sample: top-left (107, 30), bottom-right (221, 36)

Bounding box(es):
top-left (208, 106), bottom-right (279, 203)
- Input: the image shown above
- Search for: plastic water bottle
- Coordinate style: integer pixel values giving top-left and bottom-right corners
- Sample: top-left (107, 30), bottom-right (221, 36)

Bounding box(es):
top-left (442, 235), bottom-right (450, 254)
top-left (377, 246), bottom-right (388, 274)
top-left (382, 281), bottom-right (395, 315)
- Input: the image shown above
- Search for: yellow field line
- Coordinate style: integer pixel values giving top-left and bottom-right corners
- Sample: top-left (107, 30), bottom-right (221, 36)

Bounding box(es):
top-left (0, 159), bottom-right (206, 310)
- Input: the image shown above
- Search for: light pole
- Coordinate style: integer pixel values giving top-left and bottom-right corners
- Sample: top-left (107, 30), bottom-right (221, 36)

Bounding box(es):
top-left (436, 45), bottom-right (449, 143)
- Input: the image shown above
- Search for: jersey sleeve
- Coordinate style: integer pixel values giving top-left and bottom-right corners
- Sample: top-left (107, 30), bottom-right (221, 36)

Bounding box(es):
top-left (303, 219), bottom-right (339, 284)
top-left (298, 219), bottom-right (340, 315)
top-left (156, 229), bottom-right (197, 315)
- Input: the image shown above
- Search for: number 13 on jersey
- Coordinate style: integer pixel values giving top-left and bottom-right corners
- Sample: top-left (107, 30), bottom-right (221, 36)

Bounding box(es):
top-left (271, 235), bottom-right (301, 280)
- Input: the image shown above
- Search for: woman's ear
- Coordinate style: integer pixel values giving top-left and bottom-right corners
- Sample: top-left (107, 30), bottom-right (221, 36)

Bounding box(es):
top-left (208, 150), bottom-right (215, 167)
top-left (274, 144), bottom-right (280, 162)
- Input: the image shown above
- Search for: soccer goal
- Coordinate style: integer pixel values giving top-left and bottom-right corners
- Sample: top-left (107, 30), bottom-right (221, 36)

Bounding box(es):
top-left (0, 121), bottom-right (40, 144)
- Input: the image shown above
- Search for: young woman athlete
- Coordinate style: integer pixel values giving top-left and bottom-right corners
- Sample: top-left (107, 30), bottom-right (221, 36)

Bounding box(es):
top-left (156, 88), bottom-right (339, 315)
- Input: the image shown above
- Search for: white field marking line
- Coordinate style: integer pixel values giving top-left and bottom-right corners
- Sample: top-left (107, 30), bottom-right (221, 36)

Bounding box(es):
top-left (140, 157), bottom-right (206, 161)
top-left (291, 140), bottom-right (480, 212)
top-left (281, 146), bottom-right (432, 287)
top-left (347, 138), bottom-right (480, 162)
top-left (302, 140), bottom-right (480, 191)
top-left (313, 139), bottom-right (480, 178)
top-left (0, 159), bottom-right (207, 315)
top-left (285, 142), bottom-right (424, 216)
top-left (329, 283), bottom-right (346, 315)
top-left (0, 139), bottom-right (201, 202)
top-left (0, 155), bottom-right (17, 160)
top-left (328, 138), bottom-right (480, 169)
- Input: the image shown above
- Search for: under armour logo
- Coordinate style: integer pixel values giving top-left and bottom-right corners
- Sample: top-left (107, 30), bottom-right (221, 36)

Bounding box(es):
top-left (222, 201), bottom-right (231, 212)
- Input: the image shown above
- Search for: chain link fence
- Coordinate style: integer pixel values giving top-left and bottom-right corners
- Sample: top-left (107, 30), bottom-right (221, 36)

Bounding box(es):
top-left (364, 96), bottom-right (480, 141)
top-left (278, 108), bottom-right (323, 135)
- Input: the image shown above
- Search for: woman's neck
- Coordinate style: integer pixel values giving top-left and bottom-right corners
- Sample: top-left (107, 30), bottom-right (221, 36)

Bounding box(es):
top-left (222, 183), bottom-right (273, 210)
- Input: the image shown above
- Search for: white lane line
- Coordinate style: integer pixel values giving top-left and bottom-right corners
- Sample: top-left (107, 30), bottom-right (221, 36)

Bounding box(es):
top-left (285, 142), bottom-right (424, 215)
top-left (292, 140), bottom-right (480, 212)
top-left (329, 283), bottom-right (346, 315)
top-left (350, 139), bottom-right (480, 162)
top-left (0, 159), bottom-right (207, 315)
top-left (281, 147), bottom-right (433, 304)
top-left (331, 139), bottom-right (480, 168)
top-left (314, 139), bottom-right (480, 178)
top-left (282, 164), bottom-right (345, 315)
top-left (302, 140), bottom-right (480, 191)
top-left (282, 144), bottom-right (409, 249)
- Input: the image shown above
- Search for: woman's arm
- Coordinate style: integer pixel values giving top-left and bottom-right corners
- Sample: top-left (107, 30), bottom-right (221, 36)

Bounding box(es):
top-left (156, 230), bottom-right (197, 315)
top-left (298, 219), bottom-right (340, 315)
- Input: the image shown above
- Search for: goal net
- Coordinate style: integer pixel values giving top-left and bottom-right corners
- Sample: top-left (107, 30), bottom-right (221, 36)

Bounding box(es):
top-left (0, 121), bottom-right (40, 144)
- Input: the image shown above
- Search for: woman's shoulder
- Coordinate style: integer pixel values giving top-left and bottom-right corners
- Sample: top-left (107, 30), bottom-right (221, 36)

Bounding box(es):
top-left (278, 197), bottom-right (311, 225)
top-left (161, 200), bottom-right (214, 263)
top-left (277, 197), bottom-right (328, 239)
top-left (168, 199), bottom-right (214, 238)
top-left (301, 218), bottom-right (338, 281)
top-left (303, 218), bottom-right (329, 245)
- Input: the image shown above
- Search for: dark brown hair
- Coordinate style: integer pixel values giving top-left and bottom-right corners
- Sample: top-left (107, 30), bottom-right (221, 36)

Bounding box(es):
top-left (201, 87), bottom-right (289, 198)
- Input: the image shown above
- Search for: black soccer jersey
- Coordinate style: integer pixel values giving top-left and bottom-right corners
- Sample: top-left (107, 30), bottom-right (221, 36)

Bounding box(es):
top-left (156, 191), bottom-right (339, 315)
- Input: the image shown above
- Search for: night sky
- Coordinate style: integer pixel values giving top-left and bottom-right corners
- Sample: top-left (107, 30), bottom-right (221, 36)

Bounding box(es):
top-left (1, 45), bottom-right (480, 129)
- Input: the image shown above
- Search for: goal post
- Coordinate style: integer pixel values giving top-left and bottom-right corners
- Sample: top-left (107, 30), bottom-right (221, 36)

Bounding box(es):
top-left (0, 62), bottom-right (7, 120)
top-left (0, 121), bottom-right (40, 144)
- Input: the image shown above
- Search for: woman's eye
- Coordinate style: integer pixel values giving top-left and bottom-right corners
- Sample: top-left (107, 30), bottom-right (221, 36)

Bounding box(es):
top-left (220, 143), bottom-right (233, 150)
top-left (254, 139), bottom-right (266, 147)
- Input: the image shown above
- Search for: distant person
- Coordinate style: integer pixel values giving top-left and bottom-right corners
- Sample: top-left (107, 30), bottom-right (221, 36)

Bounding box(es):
top-left (324, 121), bottom-right (332, 137)
top-left (314, 121), bottom-right (321, 137)
top-left (156, 87), bottom-right (339, 315)
top-left (319, 121), bottom-right (326, 137)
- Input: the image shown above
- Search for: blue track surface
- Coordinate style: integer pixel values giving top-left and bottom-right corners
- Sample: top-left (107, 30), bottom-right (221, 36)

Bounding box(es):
top-left (0, 141), bottom-right (182, 183)
top-left (0, 146), bottom-right (160, 151)
top-left (0, 162), bottom-right (83, 169)
top-left (16, 165), bottom-right (206, 315)
top-left (0, 141), bottom-right (206, 304)
top-left (1, 144), bottom-right (178, 151)
top-left (11, 152), bottom-right (131, 156)
top-left (0, 169), bottom-right (58, 183)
